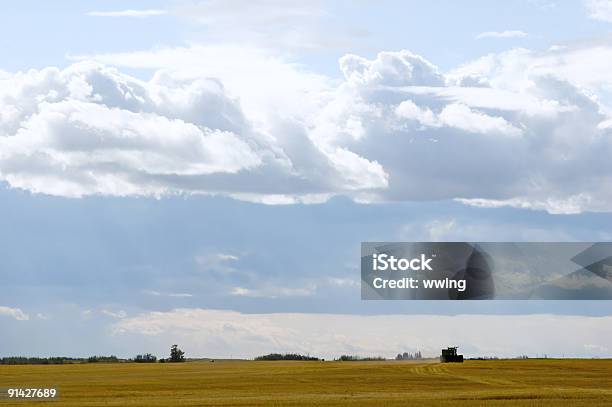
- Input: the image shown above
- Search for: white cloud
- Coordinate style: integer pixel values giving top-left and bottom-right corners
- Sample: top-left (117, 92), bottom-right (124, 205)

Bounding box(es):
top-left (448, 45), bottom-right (612, 98)
top-left (456, 195), bottom-right (596, 215)
top-left (195, 252), bottom-right (242, 273)
top-left (69, 45), bottom-right (334, 122)
top-left (0, 61), bottom-right (385, 199)
top-left (3, 42), bottom-right (612, 213)
top-left (112, 309), bottom-right (612, 359)
top-left (395, 100), bottom-right (522, 136)
top-left (142, 290), bottom-right (193, 298)
top-left (335, 48), bottom-right (612, 213)
top-left (585, 0), bottom-right (612, 22)
top-left (339, 50), bottom-right (445, 87)
top-left (101, 309), bottom-right (127, 319)
top-left (217, 253), bottom-right (239, 261)
top-left (86, 9), bottom-right (167, 18)
top-left (438, 103), bottom-right (522, 136)
top-left (395, 100), bottom-right (438, 127)
top-left (0, 306), bottom-right (29, 321)
top-left (476, 30), bottom-right (528, 39)
top-left (231, 284), bottom-right (316, 298)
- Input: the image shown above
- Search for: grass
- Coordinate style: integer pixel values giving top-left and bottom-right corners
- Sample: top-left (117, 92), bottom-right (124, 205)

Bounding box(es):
top-left (1, 359), bottom-right (612, 406)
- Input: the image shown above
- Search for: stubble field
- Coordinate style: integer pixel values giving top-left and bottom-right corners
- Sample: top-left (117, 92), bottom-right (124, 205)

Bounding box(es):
top-left (1, 359), bottom-right (611, 406)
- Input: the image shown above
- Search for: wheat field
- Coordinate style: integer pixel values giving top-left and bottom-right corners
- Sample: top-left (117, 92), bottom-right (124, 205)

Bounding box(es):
top-left (1, 359), bottom-right (611, 406)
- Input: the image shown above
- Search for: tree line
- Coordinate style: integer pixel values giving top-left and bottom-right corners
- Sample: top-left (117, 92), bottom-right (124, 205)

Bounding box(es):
top-left (336, 355), bottom-right (385, 361)
top-left (1, 348), bottom-right (429, 365)
top-left (0, 345), bottom-right (186, 365)
top-left (0, 357), bottom-right (85, 365)
top-left (255, 353), bottom-right (321, 361)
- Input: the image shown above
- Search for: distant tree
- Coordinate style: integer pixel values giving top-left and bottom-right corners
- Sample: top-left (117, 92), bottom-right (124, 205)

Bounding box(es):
top-left (396, 351), bottom-right (423, 360)
top-left (134, 353), bottom-right (157, 363)
top-left (0, 357), bottom-right (82, 365)
top-left (169, 345), bottom-right (185, 362)
top-left (255, 353), bottom-right (320, 361)
top-left (87, 355), bottom-right (119, 363)
top-left (337, 355), bottom-right (385, 361)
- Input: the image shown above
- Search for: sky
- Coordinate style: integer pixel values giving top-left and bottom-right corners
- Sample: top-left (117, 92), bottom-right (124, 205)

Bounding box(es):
top-left (2, 0), bottom-right (612, 360)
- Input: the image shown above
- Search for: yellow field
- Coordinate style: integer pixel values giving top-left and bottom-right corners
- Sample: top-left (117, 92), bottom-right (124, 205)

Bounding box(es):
top-left (1, 359), bottom-right (612, 406)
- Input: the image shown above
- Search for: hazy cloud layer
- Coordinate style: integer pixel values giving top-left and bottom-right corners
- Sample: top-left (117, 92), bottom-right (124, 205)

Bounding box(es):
top-left (112, 309), bottom-right (612, 359)
top-left (2, 42), bottom-right (612, 212)
top-left (172, 0), bottom-right (363, 51)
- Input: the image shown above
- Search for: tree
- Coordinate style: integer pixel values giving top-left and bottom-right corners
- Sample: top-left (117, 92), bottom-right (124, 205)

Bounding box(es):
top-left (169, 344), bottom-right (185, 362)
top-left (134, 353), bottom-right (157, 363)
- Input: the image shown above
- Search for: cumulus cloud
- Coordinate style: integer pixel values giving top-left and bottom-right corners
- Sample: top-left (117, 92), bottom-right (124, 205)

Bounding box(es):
top-left (395, 100), bottom-right (522, 136)
top-left (339, 50), bottom-right (445, 87)
top-left (0, 61), bottom-right (386, 200)
top-left (2, 42), bottom-right (612, 213)
top-left (86, 9), bottom-right (167, 18)
top-left (112, 309), bottom-right (612, 359)
top-left (476, 30), bottom-right (528, 39)
top-left (329, 48), bottom-right (612, 212)
top-left (0, 306), bottom-right (29, 321)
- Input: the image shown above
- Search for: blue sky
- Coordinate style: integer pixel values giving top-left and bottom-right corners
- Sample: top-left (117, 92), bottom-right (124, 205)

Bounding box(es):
top-left (2, 0), bottom-right (612, 359)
